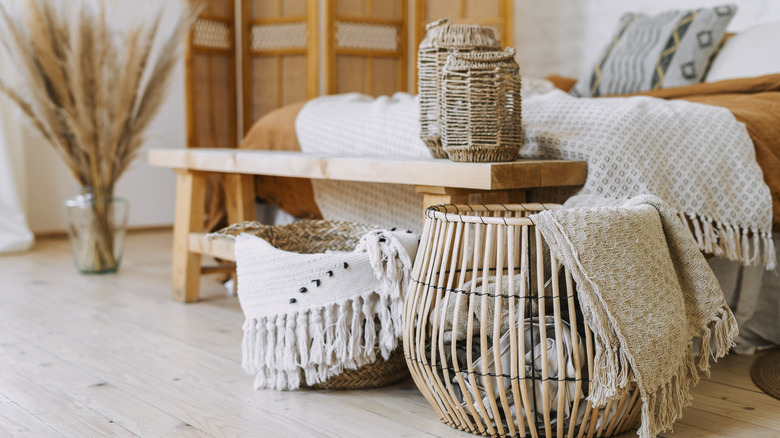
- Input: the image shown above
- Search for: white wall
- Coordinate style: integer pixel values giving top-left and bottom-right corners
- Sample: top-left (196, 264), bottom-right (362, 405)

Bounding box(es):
top-left (24, 0), bottom-right (187, 234)
top-left (514, 0), bottom-right (780, 78)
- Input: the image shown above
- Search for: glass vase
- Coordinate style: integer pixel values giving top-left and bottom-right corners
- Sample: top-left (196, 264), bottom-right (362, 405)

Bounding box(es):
top-left (64, 187), bottom-right (129, 274)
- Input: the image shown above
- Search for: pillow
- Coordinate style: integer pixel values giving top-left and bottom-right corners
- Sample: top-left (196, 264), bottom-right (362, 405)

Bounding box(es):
top-left (705, 21), bottom-right (780, 82)
top-left (571, 5), bottom-right (737, 97)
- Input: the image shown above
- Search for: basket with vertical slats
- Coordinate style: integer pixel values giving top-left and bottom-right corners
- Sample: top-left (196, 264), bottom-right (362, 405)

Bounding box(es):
top-left (418, 18), bottom-right (501, 159)
top-left (403, 204), bottom-right (642, 437)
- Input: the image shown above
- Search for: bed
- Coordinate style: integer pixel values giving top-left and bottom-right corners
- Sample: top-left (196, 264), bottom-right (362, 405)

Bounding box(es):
top-left (233, 16), bottom-right (780, 353)
top-left (241, 73), bottom-right (780, 232)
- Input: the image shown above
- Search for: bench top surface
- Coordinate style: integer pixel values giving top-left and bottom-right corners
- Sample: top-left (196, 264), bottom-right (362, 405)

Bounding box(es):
top-left (148, 148), bottom-right (587, 191)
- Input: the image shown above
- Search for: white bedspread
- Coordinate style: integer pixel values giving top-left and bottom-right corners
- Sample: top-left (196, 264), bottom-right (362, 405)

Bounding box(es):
top-left (295, 93), bottom-right (431, 234)
top-left (295, 79), bottom-right (775, 268)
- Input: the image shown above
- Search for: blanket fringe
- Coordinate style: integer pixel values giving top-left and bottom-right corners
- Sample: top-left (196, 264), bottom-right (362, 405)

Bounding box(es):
top-left (244, 294), bottom-right (406, 390)
top-left (682, 213), bottom-right (775, 270)
top-left (242, 229), bottom-right (414, 390)
top-left (635, 303), bottom-right (737, 438)
top-left (588, 336), bottom-right (634, 406)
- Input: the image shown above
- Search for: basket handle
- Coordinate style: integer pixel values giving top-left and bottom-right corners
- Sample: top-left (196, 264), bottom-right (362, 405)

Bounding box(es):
top-left (426, 17), bottom-right (450, 31)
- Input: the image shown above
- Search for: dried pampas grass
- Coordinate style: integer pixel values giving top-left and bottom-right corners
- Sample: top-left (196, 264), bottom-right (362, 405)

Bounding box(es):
top-left (0, 0), bottom-right (199, 272)
top-left (0, 0), bottom-right (199, 190)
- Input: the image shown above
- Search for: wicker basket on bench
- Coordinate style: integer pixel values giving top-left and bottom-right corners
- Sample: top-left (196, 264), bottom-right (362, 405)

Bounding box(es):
top-left (440, 48), bottom-right (522, 162)
top-left (403, 204), bottom-right (642, 437)
top-left (418, 18), bottom-right (501, 159)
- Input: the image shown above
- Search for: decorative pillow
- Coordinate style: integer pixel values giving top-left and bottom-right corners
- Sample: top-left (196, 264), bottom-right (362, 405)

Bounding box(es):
top-left (705, 21), bottom-right (780, 82)
top-left (571, 5), bottom-right (737, 97)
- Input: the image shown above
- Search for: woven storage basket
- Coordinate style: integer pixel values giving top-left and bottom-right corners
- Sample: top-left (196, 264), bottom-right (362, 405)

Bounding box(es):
top-left (403, 204), bottom-right (642, 437)
top-left (418, 18), bottom-right (501, 159)
top-left (440, 48), bottom-right (522, 162)
top-left (211, 220), bottom-right (413, 390)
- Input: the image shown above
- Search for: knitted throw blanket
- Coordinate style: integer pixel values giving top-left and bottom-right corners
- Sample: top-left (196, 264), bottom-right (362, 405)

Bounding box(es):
top-left (530, 194), bottom-right (739, 438)
top-left (520, 79), bottom-right (775, 269)
top-left (295, 80), bottom-right (775, 268)
top-left (234, 228), bottom-right (418, 390)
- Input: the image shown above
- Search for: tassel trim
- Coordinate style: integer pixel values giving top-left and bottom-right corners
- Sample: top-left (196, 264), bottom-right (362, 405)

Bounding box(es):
top-left (243, 292), bottom-right (405, 390)
top-left (590, 303), bottom-right (737, 438)
top-left (680, 213), bottom-right (775, 270)
top-left (242, 229), bottom-right (413, 390)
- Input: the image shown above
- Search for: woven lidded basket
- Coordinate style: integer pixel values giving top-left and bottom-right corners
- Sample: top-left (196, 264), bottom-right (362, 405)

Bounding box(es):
top-left (418, 18), bottom-right (501, 159)
top-left (440, 48), bottom-right (522, 162)
top-left (211, 220), bottom-right (417, 390)
top-left (404, 204), bottom-right (642, 437)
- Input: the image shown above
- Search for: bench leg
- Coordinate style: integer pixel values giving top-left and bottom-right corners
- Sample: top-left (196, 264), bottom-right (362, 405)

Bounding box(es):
top-left (416, 186), bottom-right (527, 209)
top-left (172, 170), bottom-right (206, 302)
top-left (224, 174), bottom-right (257, 224)
top-left (224, 174), bottom-right (256, 295)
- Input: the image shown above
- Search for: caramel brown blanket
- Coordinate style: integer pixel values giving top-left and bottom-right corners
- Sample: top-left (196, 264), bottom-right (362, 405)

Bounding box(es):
top-left (241, 74), bottom-right (780, 231)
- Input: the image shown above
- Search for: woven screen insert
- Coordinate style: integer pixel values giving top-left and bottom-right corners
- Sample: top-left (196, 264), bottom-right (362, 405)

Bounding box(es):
top-left (193, 18), bottom-right (232, 50)
top-left (335, 21), bottom-right (399, 52)
top-left (250, 22), bottom-right (308, 51)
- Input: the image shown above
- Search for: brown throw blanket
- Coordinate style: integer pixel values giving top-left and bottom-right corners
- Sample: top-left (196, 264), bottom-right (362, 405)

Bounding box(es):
top-left (531, 194), bottom-right (738, 438)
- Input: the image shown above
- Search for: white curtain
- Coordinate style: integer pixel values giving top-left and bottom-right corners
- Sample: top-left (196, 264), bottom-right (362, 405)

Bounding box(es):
top-left (0, 53), bottom-right (34, 253)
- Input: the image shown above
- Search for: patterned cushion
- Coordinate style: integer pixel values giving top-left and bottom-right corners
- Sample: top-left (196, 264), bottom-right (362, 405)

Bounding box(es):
top-left (571, 5), bottom-right (737, 97)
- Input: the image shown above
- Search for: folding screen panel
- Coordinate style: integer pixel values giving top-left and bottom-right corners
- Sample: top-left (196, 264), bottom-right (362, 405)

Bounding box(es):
top-left (242, 0), bottom-right (318, 132)
top-left (324, 0), bottom-right (407, 96)
top-left (187, 0), bottom-right (515, 139)
top-left (185, 0), bottom-right (237, 148)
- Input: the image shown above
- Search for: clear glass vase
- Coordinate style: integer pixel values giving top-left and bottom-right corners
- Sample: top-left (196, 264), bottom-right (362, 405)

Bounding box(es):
top-left (64, 187), bottom-right (129, 274)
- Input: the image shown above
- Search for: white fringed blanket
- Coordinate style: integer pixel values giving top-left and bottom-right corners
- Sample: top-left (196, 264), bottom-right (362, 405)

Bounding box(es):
top-left (295, 80), bottom-right (775, 268)
top-left (234, 228), bottom-right (418, 390)
top-left (531, 195), bottom-right (739, 438)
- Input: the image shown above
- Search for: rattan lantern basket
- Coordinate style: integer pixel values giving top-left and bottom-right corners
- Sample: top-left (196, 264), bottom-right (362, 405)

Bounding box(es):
top-left (440, 48), bottom-right (522, 162)
top-left (418, 18), bottom-right (501, 159)
top-left (403, 204), bottom-right (642, 438)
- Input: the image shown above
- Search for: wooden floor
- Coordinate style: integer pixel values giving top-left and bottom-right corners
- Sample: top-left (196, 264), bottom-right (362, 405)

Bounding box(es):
top-left (1, 230), bottom-right (778, 437)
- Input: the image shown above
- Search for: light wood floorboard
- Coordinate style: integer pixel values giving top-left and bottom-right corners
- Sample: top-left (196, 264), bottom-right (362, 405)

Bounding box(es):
top-left (0, 231), bottom-right (778, 437)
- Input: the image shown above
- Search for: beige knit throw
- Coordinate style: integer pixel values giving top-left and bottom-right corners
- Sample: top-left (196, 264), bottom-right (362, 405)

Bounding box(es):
top-left (530, 194), bottom-right (738, 438)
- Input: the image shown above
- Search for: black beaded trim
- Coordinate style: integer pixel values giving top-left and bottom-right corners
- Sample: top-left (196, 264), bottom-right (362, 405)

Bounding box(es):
top-left (410, 278), bottom-right (575, 301)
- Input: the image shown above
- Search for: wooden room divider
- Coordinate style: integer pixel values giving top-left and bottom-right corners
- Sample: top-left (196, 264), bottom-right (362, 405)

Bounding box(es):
top-left (241, 0), bottom-right (319, 133)
top-left (185, 0), bottom-right (514, 141)
top-left (185, 0), bottom-right (238, 148)
top-left (323, 0), bottom-right (407, 96)
top-left (240, 0), bottom-right (408, 131)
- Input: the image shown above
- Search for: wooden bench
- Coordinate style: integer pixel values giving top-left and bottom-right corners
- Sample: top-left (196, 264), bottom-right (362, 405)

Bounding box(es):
top-left (148, 148), bottom-right (587, 302)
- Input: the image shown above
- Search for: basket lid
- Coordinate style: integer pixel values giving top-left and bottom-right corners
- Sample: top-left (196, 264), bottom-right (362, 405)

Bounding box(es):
top-left (419, 18), bottom-right (501, 50)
